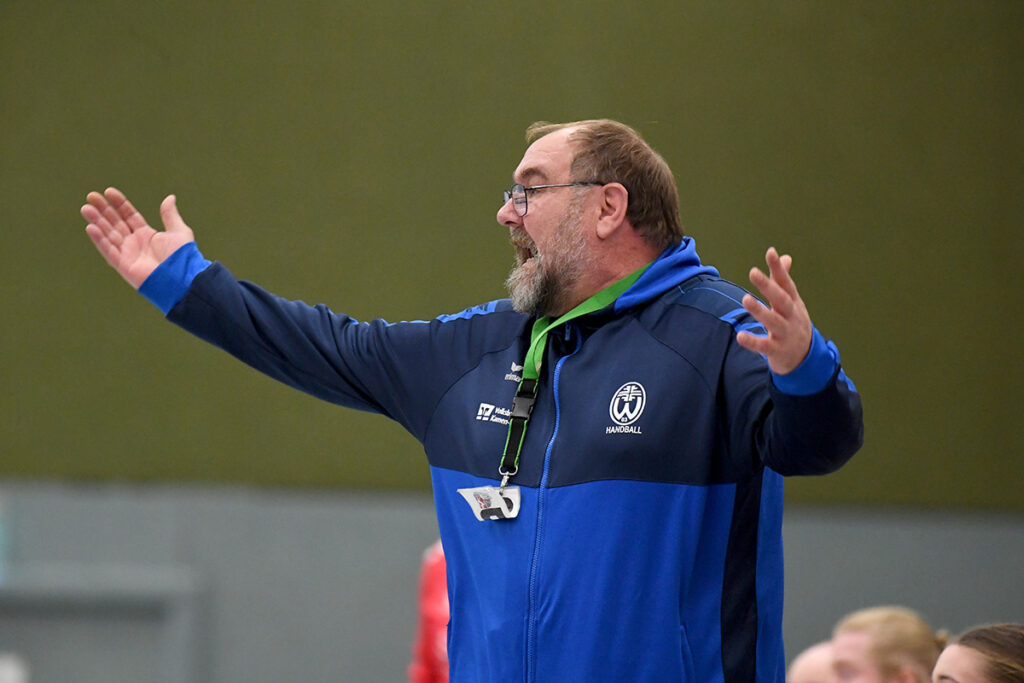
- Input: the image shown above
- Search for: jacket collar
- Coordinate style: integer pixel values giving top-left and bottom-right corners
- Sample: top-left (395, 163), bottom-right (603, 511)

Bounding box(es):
top-left (613, 237), bottom-right (719, 313)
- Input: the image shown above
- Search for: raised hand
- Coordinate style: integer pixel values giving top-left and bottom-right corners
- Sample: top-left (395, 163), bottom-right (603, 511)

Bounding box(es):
top-left (82, 187), bottom-right (194, 289)
top-left (735, 247), bottom-right (813, 375)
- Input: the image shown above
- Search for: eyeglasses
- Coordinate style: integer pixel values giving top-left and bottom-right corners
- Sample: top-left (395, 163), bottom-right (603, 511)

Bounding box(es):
top-left (502, 182), bottom-right (602, 217)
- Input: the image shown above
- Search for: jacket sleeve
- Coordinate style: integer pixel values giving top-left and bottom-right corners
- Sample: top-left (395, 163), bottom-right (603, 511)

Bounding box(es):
top-left (147, 245), bottom-right (486, 442)
top-left (721, 326), bottom-right (864, 477)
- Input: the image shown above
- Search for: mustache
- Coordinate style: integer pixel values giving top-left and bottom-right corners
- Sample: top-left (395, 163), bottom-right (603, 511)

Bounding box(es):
top-left (508, 227), bottom-right (535, 252)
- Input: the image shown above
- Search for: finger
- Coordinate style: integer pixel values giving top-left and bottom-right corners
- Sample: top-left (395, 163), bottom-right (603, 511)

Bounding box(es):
top-left (104, 187), bottom-right (149, 231)
top-left (81, 202), bottom-right (121, 242)
top-left (748, 266), bottom-right (794, 318)
top-left (159, 194), bottom-right (189, 233)
top-left (85, 223), bottom-right (123, 270)
top-left (742, 292), bottom-right (786, 335)
top-left (765, 247), bottom-right (799, 299)
top-left (81, 202), bottom-right (103, 226)
top-left (85, 191), bottom-right (110, 212)
top-left (736, 330), bottom-right (771, 356)
top-left (86, 191), bottom-right (132, 240)
top-left (101, 202), bottom-right (131, 238)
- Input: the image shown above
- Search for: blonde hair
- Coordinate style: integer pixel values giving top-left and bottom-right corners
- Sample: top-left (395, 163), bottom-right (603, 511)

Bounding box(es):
top-left (525, 119), bottom-right (684, 251)
top-left (834, 606), bottom-right (948, 683)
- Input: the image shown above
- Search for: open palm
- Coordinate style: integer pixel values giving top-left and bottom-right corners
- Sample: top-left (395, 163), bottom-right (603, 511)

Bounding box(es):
top-left (82, 187), bottom-right (194, 289)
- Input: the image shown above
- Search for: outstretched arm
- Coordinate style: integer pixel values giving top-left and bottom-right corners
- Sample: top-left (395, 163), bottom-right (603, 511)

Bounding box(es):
top-left (735, 247), bottom-right (813, 376)
top-left (82, 187), bottom-right (194, 289)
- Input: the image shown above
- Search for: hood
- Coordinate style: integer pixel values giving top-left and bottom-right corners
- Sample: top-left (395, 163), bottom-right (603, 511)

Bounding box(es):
top-left (614, 237), bottom-right (719, 313)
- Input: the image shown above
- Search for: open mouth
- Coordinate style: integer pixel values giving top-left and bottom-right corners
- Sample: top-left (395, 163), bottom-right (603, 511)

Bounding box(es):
top-left (517, 243), bottom-right (537, 263)
top-left (511, 231), bottom-right (538, 265)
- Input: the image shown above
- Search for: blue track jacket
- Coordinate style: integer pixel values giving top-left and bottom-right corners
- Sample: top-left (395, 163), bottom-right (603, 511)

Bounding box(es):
top-left (141, 237), bottom-right (863, 682)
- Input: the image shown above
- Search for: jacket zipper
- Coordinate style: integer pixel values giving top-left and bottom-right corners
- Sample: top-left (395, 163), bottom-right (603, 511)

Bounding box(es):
top-left (525, 326), bottom-right (581, 682)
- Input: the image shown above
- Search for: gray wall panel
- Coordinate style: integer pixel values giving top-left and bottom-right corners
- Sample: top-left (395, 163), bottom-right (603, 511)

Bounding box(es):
top-left (0, 483), bottom-right (1021, 682)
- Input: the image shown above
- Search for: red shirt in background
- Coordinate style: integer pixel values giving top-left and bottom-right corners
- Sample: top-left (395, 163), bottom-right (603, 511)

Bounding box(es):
top-left (408, 540), bottom-right (449, 683)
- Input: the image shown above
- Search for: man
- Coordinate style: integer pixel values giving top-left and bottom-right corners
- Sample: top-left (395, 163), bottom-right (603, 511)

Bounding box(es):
top-left (82, 119), bottom-right (863, 682)
top-left (788, 641), bottom-right (834, 683)
top-left (830, 606), bottom-right (945, 683)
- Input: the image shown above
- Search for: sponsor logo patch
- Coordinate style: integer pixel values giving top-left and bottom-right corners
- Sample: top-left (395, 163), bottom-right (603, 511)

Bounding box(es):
top-left (476, 402), bottom-right (510, 425)
top-left (504, 361), bottom-right (524, 383)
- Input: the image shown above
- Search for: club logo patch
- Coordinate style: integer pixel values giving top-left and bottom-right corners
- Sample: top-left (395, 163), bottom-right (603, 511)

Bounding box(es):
top-left (607, 382), bottom-right (645, 434)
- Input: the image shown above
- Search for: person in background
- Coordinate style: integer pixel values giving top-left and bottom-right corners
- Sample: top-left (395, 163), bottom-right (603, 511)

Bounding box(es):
top-left (830, 606), bottom-right (947, 683)
top-left (931, 623), bottom-right (1024, 683)
top-left (409, 540), bottom-right (449, 683)
top-left (788, 641), bottom-right (833, 683)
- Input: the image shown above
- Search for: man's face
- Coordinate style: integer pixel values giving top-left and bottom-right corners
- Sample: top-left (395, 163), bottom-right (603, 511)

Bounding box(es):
top-left (504, 192), bottom-right (589, 317)
top-left (829, 631), bottom-right (888, 683)
top-left (497, 128), bottom-right (596, 317)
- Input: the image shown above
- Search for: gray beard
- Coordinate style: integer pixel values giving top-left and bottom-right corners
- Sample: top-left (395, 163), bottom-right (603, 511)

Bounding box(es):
top-left (505, 255), bottom-right (558, 317)
top-left (505, 198), bottom-right (589, 317)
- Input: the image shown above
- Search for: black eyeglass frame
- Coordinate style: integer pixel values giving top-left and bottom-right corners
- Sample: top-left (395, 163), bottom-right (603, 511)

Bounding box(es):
top-left (502, 182), bottom-right (603, 217)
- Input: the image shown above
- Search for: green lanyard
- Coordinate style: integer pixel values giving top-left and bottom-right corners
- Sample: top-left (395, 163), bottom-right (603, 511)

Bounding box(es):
top-left (498, 262), bottom-right (650, 490)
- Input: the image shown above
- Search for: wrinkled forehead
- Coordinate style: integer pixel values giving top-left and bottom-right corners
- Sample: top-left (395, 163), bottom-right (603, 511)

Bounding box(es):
top-left (513, 127), bottom-right (577, 184)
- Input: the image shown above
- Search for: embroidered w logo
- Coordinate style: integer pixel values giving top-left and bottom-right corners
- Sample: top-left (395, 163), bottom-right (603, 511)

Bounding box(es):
top-left (609, 382), bottom-right (646, 425)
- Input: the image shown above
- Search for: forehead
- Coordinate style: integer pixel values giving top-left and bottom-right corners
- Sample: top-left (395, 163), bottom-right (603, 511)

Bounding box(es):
top-left (934, 644), bottom-right (987, 682)
top-left (832, 630), bottom-right (874, 661)
top-left (514, 127), bottom-right (577, 183)
top-left (789, 643), bottom-right (833, 682)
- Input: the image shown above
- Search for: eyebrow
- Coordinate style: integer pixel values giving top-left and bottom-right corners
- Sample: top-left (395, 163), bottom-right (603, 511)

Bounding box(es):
top-left (515, 166), bottom-right (548, 185)
top-left (935, 676), bottom-right (960, 682)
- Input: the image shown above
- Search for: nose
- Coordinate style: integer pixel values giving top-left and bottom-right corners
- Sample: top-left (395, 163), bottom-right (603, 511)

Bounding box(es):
top-left (496, 198), bottom-right (522, 230)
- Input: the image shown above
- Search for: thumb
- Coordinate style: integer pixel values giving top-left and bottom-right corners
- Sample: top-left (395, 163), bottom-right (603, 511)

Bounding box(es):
top-left (159, 194), bottom-right (191, 234)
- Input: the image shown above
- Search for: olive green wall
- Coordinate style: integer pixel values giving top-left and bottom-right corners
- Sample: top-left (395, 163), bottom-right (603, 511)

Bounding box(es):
top-left (2, 2), bottom-right (1021, 509)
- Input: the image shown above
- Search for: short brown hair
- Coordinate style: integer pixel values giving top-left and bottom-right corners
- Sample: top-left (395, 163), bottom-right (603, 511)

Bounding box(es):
top-left (834, 606), bottom-right (948, 683)
top-left (525, 119), bottom-right (683, 251)
top-left (955, 623), bottom-right (1024, 683)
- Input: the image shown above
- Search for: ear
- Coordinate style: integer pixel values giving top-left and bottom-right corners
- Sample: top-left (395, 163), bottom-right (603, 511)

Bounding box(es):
top-left (595, 182), bottom-right (630, 240)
